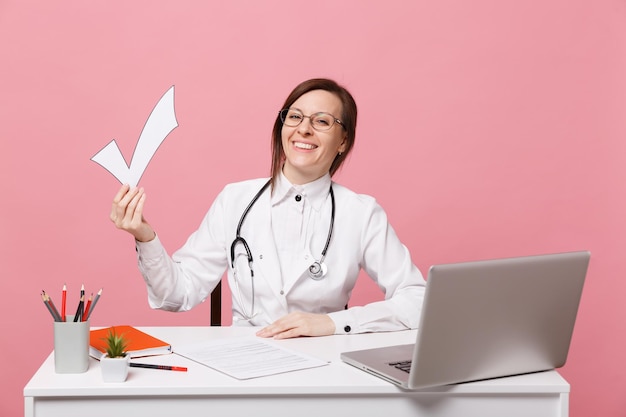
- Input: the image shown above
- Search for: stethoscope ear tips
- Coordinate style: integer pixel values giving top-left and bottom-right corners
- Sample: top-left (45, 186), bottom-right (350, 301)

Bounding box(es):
top-left (308, 262), bottom-right (328, 281)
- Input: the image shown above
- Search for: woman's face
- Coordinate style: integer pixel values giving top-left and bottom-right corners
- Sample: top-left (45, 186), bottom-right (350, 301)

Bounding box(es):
top-left (281, 90), bottom-right (347, 185)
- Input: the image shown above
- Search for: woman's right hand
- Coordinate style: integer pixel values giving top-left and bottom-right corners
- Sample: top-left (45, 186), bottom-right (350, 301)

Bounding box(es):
top-left (110, 184), bottom-right (156, 242)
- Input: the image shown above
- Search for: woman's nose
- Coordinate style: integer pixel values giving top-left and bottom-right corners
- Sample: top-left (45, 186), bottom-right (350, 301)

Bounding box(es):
top-left (297, 116), bottom-right (313, 135)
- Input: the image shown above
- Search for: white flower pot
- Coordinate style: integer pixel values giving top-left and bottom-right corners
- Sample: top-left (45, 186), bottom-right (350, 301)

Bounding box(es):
top-left (100, 354), bottom-right (130, 382)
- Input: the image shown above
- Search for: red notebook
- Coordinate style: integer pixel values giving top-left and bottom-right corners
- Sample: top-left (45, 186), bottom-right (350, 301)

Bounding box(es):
top-left (89, 325), bottom-right (172, 359)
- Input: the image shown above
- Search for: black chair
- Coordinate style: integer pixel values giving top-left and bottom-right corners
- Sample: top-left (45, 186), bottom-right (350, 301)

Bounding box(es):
top-left (210, 281), bottom-right (222, 326)
top-left (209, 280), bottom-right (348, 326)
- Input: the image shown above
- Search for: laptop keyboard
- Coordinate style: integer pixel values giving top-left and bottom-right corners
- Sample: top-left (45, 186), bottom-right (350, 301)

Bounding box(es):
top-left (389, 360), bottom-right (412, 373)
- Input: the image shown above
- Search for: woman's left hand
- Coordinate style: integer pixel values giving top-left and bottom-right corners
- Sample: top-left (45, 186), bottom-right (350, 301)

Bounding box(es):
top-left (256, 312), bottom-right (336, 339)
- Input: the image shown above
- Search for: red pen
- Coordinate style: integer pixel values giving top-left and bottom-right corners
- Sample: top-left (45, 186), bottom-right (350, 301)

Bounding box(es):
top-left (61, 284), bottom-right (67, 322)
top-left (82, 294), bottom-right (93, 322)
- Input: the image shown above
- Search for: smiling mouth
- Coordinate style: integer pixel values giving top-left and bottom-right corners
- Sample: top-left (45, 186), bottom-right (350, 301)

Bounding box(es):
top-left (294, 142), bottom-right (317, 150)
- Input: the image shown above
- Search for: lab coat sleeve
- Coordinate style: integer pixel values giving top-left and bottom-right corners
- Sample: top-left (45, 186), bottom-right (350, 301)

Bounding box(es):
top-left (327, 195), bottom-right (426, 334)
top-left (135, 189), bottom-right (230, 311)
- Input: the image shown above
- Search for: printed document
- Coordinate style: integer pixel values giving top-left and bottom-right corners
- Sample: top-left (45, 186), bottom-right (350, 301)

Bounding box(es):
top-left (174, 336), bottom-right (329, 379)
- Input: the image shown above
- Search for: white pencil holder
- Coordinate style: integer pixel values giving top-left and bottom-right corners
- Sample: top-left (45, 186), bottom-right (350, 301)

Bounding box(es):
top-left (53, 315), bottom-right (90, 373)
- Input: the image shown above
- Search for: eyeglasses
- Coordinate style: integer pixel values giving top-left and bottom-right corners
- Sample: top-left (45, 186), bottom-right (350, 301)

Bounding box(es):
top-left (279, 108), bottom-right (345, 131)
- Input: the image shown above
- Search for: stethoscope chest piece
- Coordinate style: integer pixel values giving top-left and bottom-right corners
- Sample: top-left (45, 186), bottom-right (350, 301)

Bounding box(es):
top-left (308, 261), bottom-right (328, 281)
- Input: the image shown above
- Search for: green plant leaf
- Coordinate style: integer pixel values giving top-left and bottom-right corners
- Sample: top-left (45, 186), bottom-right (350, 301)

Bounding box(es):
top-left (102, 328), bottom-right (129, 358)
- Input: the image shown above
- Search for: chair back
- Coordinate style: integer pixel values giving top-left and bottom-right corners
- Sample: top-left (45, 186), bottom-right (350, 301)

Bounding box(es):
top-left (210, 281), bottom-right (221, 326)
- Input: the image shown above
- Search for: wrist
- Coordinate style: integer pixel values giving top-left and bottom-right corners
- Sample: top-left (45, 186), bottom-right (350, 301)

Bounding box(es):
top-left (135, 229), bottom-right (156, 243)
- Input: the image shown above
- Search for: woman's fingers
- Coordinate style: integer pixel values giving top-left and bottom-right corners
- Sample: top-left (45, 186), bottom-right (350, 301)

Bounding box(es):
top-left (256, 312), bottom-right (335, 339)
top-left (131, 193), bottom-right (146, 225)
top-left (110, 185), bottom-right (143, 228)
top-left (109, 185), bottom-right (155, 242)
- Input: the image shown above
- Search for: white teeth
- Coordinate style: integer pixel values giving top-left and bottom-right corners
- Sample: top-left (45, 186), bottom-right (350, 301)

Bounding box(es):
top-left (294, 142), bottom-right (316, 150)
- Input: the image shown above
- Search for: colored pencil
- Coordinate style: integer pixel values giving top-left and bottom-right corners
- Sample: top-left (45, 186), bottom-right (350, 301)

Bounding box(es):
top-left (73, 294), bottom-right (84, 322)
top-left (129, 363), bottom-right (187, 372)
top-left (82, 294), bottom-right (93, 322)
top-left (86, 288), bottom-right (102, 320)
top-left (42, 291), bottom-right (62, 322)
top-left (41, 292), bottom-right (61, 321)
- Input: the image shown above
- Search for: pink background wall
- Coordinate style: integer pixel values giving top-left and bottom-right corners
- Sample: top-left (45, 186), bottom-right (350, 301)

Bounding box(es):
top-left (2, 1), bottom-right (625, 416)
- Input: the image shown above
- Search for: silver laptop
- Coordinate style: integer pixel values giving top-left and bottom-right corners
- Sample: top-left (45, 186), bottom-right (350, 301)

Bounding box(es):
top-left (340, 251), bottom-right (590, 390)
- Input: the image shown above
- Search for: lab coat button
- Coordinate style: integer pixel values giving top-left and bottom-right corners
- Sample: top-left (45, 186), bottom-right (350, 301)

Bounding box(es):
top-left (344, 326), bottom-right (351, 333)
top-left (295, 195), bottom-right (302, 202)
top-left (280, 290), bottom-right (284, 295)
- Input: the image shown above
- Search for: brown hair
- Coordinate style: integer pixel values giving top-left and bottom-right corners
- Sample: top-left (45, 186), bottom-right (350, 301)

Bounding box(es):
top-left (270, 78), bottom-right (357, 188)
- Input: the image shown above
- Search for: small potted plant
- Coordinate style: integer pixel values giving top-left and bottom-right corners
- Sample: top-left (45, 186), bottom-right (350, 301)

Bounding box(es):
top-left (100, 328), bottom-right (130, 382)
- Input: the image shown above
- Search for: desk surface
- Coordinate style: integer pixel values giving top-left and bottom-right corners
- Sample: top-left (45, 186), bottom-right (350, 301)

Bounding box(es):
top-left (24, 326), bottom-right (570, 417)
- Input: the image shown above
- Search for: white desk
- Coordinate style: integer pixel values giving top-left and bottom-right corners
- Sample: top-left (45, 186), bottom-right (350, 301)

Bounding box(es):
top-left (24, 326), bottom-right (569, 417)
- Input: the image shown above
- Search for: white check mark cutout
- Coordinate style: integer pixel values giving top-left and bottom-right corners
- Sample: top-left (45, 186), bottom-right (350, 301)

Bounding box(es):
top-left (91, 86), bottom-right (178, 186)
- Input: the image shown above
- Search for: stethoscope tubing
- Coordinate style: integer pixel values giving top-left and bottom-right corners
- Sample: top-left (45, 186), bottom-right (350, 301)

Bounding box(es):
top-left (230, 178), bottom-right (335, 286)
top-left (230, 179), bottom-right (271, 273)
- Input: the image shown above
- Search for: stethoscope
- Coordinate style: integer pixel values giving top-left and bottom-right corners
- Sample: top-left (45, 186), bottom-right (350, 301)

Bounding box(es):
top-left (229, 179), bottom-right (335, 320)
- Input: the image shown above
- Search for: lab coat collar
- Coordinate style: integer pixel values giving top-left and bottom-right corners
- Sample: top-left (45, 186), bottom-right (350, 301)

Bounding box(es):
top-left (272, 171), bottom-right (332, 212)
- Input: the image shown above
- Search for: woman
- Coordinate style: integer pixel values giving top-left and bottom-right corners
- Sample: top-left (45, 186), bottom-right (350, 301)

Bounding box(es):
top-left (110, 78), bottom-right (426, 339)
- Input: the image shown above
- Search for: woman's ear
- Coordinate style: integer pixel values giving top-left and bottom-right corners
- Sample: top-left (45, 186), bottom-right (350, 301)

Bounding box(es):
top-left (338, 137), bottom-right (348, 154)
